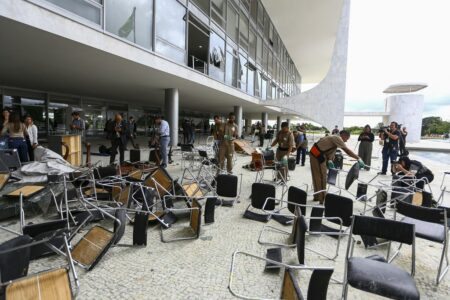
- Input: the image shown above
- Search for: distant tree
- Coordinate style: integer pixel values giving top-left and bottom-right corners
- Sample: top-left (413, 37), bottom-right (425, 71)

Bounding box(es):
top-left (421, 117), bottom-right (450, 135)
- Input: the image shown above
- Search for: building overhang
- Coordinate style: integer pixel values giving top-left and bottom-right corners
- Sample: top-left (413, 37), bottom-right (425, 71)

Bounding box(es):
top-left (262, 0), bottom-right (345, 84)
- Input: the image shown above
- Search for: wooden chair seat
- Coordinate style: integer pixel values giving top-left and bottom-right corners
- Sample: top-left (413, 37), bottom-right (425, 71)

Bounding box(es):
top-left (183, 183), bottom-right (203, 198)
top-left (83, 187), bottom-right (109, 197)
top-left (281, 269), bottom-right (302, 300)
top-left (6, 268), bottom-right (72, 300)
top-left (71, 226), bottom-right (114, 268)
top-left (144, 168), bottom-right (172, 196)
top-left (112, 185), bottom-right (130, 206)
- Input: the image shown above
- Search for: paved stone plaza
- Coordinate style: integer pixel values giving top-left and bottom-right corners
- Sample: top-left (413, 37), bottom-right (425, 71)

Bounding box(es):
top-left (1, 136), bottom-right (450, 299)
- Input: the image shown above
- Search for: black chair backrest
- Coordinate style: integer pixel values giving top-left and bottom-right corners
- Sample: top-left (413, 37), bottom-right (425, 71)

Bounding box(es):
top-left (198, 150), bottom-right (208, 158)
top-left (421, 191), bottom-right (434, 207)
top-left (0, 235), bottom-right (33, 283)
top-left (324, 194), bottom-right (353, 227)
top-left (327, 169), bottom-right (338, 185)
top-left (113, 208), bottom-right (127, 244)
top-left (288, 186), bottom-right (307, 216)
top-left (216, 174), bottom-right (238, 198)
top-left (95, 166), bottom-right (117, 179)
top-left (181, 144), bottom-right (194, 152)
top-left (309, 206), bottom-right (325, 232)
top-left (23, 219), bottom-right (67, 237)
top-left (396, 200), bottom-right (445, 224)
top-left (251, 183), bottom-right (275, 210)
top-left (307, 268), bottom-right (334, 300)
top-left (295, 214), bottom-right (308, 265)
top-left (352, 215), bottom-right (415, 245)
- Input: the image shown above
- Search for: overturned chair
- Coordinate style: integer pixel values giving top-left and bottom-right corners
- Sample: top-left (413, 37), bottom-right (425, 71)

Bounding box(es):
top-left (229, 250), bottom-right (333, 300)
top-left (160, 198), bottom-right (202, 243)
top-left (215, 173), bottom-right (241, 207)
top-left (0, 234), bottom-right (80, 300)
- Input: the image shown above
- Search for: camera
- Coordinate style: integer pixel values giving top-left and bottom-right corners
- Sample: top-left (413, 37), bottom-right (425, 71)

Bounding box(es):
top-left (378, 126), bottom-right (389, 133)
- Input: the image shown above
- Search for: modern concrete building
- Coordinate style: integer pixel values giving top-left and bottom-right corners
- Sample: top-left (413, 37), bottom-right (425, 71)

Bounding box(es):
top-left (0, 0), bottom-right (348, 144)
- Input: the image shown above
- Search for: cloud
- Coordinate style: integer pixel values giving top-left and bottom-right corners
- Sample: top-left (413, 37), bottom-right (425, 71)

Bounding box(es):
top-left (345, 0), bottom-right (450, 122)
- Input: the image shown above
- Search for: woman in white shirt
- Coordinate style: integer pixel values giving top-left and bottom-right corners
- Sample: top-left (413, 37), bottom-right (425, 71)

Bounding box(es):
top-left (25, 115), bottom-right (38, 161)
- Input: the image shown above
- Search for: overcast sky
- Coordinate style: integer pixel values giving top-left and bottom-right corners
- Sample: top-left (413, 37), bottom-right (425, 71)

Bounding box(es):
top-left (344, 0), bottom-right (450, 127)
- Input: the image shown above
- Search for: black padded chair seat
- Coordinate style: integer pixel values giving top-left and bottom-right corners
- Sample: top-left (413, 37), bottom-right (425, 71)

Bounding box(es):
top-left (402, 217), bottom-right (446, 243)
top-left (272, 214), bottom-right (294, 225)
top-left (348, 257), bottom-right (419, 300)
top-left (243, 210), bottom-right (270, 223)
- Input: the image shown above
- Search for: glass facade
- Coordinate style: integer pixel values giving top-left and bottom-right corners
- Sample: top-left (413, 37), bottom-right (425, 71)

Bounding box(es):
top-left (41, 0), bottom-right (302, 99)
top-left (105, 0), bottom-right (153, 49)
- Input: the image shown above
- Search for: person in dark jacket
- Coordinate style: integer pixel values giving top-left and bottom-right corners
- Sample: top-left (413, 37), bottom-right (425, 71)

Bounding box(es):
top-left (108, 113), bottom-right (128, 164)
top-left (358, 125), bottom-right (375, 166)
top-left (395, 156), bottom-right (434, 190)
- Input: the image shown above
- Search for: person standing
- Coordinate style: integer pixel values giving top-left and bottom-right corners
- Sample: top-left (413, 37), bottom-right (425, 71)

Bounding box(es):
top-left (272, 122), bottom-right (294, 161)
top-left (0, 108), bottom-right (11, 135)
top-left (182, 119), bottom-right (190, 144)
top-left (309, 130), bottom-right (365, 204)
top-left (219, 112), bottom-right (238, 173)
top-left (271, 122), bottom-right (294, 179)
top-left (70, 112), bottom-right (85, 135)
top-left (212, 115), bottom-right (223, 159)
top-left (108, 113), bottom-right (127, 165)
top-left (155, 115), bottom-right (170, 168)
top-left (6, 112), bottom-right (29, 162)
top-left (379, 121), bottom-right (401, 175)
top-left (399, 126), bottom-right (408, 156)
top-left (357, 125), bottom-right (374, 167)
top-left (126, 116), bottom-right (138, 149)
top-left (331, 125), bottom-right (339, 135)
top-left (25, 115), bottom-right (38, 161)
top-left (259, 122), bottom-right (266, 147)
top-left (296, 126), bottom-right (308, 166)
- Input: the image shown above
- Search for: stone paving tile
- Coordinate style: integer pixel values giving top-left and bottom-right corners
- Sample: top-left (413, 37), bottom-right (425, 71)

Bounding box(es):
top-left (1, 137), bottom-right (449, 299)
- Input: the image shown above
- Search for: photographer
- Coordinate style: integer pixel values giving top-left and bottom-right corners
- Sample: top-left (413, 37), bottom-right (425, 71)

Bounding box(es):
top-left (399, 126), bottom-right (408, 156)
top-left (378, 121), bottom-right (401, 175)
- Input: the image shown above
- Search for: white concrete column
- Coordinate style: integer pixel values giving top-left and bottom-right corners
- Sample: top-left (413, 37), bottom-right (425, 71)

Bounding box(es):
top-left (245, 118), bottom-right (251, 134)
top-left (261, 112), bottom-right (268, 127)
top-left (386, 94), bottom-right (424, 143)
top-left (286, 119), bottom-right (291, 128)
top-left (234, 105), bottom-right (243, 137)
top-left (164, 88), bottom-right (179, 146)
top-left (276, 116), bottom-right (281, 131)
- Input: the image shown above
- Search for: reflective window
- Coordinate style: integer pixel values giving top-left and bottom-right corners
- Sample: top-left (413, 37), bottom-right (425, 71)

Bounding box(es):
top-left (262, 45), bottom-right (268, 71)
top-left (263, 11), bottom-right (270, 40)
top-left (248, 28), bottom-right (257, 60)
top-left (45, 0), bottom-right (101, 24)
top-left (209, 32), bottom-right (226, 82)
top-left (241, 0), bottom-right (250, 12)
top-left (250, 0), bottom-right (258, 22)
top-left (226, 3), bottom-right (239, 42)
top-left (261, 76), bottom-right (267, 100)
top-left (106, 0), bottom-right (153, 49)
top-left (257, 0), bottom-right (264, 29)
top-left (211, 0), bottom-right (226, 28)
top-left (238, 54), bottom-right (247, 92)
top-left (239, 11), bottom-right (249, 51)
top-left (226, 50), bottom-right (238, 87)
top-left (155, 0), bottom-right (186, 64)
top-left (267, 50), bottom-right (273, 75)
top-left (255, 71), bottom-right (261, 97)
top-left (247, 63), bottom-right (255, 96)
top-left (256, 34), bottom-right (262, 64)
top-left (190, 0), bottom-right (209, 14)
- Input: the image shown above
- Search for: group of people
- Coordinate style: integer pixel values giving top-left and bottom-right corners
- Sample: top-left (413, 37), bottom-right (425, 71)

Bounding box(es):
top-left (0, 108), bottom-right (38, 163)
